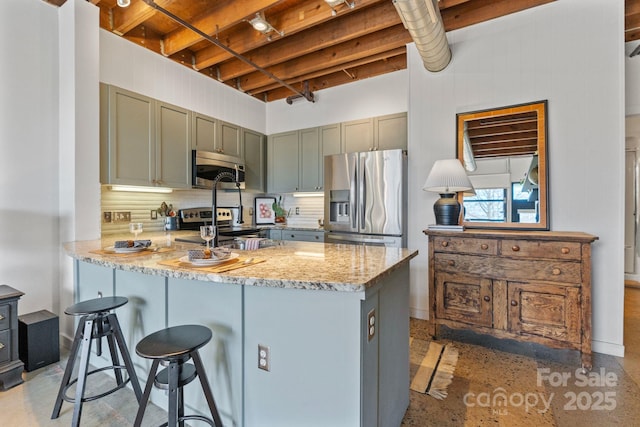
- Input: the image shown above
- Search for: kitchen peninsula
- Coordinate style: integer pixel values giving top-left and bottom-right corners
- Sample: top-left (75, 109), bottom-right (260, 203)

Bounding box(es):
top-left (64, 236), bottom-right (417, 427)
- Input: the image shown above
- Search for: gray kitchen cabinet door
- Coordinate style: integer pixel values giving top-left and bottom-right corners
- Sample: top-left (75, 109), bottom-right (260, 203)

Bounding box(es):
top-left (342, 118), bottom-right (374, 153)
top-left (218, 120), bottom-right (243, 158)
top-left (243, 128), bottom-right (266, 192)
top-left (374, 112), bottom-right (407, 151)
top-left (103, 85), bottom-right (156, 186)
top-left (156, 101), bottom-right (192, 188)
top-left (299, 127), bottom-right (321, 192)
top-left (192, 112), bottom-right (217, 153)
top-left (268, 131), bottom-right (300, 193)
top-left (320, 124), bottom-right (342, 188)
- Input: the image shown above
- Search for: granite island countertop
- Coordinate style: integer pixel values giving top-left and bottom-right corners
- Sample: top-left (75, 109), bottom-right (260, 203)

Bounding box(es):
top-left (64, 234), bottom-right (417, 292)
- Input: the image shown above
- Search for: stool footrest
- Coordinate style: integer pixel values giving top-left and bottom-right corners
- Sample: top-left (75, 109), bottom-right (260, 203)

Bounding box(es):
top-left (61, 365), bottom-right (133, 404)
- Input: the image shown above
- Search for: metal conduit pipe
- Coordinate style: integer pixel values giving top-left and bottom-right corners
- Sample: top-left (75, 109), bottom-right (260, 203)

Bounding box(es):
top-left (393, 0), bottom-right (451, 72)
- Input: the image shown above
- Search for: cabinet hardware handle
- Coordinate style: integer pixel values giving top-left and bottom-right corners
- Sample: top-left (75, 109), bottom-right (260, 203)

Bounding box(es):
top-left (512, 245), bottom-right (520, 252)
top-left (0, 342), bottom-right (4, 349)
top-left (483, 296), bottom-right (490, 302)
top-left (561, 247), bottom-right (570, 254)
top-left (447, 260), bottom-right (455, 266)
top-left (552, 268), bottom-right (561, 275)
top-left (511, 300), bottom-right (518, 306)
top-left (481, 244), bottom-right (488, 250)
top-left (441, 241), bottom-right (449, 247)
top-left (0, 314), bottom-right (4, 321)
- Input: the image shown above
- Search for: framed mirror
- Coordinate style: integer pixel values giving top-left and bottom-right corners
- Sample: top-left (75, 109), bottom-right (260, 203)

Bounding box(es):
top-left (456, 100), bottom-right (548, 230)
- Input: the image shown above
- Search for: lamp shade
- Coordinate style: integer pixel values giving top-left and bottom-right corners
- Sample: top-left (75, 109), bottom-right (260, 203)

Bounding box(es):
top-left (423, 159), bottom-right (474, 194)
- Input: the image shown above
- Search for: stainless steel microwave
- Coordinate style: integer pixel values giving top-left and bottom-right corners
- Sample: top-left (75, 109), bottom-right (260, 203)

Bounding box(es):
top-left (192, 150), bottom-right (245, 190)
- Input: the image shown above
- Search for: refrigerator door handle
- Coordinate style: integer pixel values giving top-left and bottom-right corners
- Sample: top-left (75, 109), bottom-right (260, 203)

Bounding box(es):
top-left (351, 157), bottom-right (358, 230)
top-left (359, 154), bottom-right (366, 232)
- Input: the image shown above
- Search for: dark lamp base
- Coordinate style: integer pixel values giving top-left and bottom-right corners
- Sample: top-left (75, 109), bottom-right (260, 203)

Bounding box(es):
top-left (434, 193), bottom-right (461, 225)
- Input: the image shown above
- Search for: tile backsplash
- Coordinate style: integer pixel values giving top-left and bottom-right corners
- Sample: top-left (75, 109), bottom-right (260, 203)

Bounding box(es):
top-left (101, 186), bottom-right (325, 235)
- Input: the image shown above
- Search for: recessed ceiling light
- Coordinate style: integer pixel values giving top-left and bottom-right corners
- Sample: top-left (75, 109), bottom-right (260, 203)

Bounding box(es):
top-left (249, 13), bottom-right (271, 33)
top-left (116, 0), bottom-right (131, 7)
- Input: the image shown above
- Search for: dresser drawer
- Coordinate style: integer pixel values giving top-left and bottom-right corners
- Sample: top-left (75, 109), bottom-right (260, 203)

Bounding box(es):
top-left (434, 253), bottom-right (582, 284)
top-left (432, 236), bottom-right (498, 255)
top-left (501, 240), bottom-right (582, 261)
top-left (0, 329), bottom-right (9, 363)
top-left (0, 304), bottom-right (10, 331)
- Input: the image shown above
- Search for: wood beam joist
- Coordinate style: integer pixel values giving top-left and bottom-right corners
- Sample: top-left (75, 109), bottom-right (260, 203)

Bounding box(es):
top-left (110, 0), bottom-right (174, 36)
top-left (249, 47), bottom-right (407, 95)
top-left (261, 54), bottom-right (407, 102)
top-left (162, 0), bottom-right (284, 57)
top-left (193, 0), bottom-right (385, 72)
top-left (213, 1), bottom-right (401, 82)
top-left (441, 0), bottom-right (555, 32)
top-left (235, 25), bottom-right (411, 93)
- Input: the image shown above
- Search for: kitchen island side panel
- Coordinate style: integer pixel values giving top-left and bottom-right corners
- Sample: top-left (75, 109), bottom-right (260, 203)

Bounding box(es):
top-left (244, 285), bottom-right (364, 427)
top-left (168, 278), bottom-right (244, 427)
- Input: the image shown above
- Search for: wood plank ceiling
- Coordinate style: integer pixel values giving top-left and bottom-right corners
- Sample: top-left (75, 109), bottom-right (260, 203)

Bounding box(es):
top-left (42, 0), bottom-right (636, 103)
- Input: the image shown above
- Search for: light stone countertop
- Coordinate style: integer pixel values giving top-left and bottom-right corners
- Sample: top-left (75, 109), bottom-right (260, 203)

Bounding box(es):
top-left (64, 233), bottom-right (418, 292)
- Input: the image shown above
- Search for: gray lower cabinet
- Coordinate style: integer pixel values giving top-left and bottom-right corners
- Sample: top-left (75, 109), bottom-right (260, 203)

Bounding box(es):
top-left (243, 128), bottom-right (266, 192)
top-left (281, 230), bottom-right (324, 242)
top-left (100, 84), bottom-right (191, 189)
top-left (267, 228), bottom-right (283, 240)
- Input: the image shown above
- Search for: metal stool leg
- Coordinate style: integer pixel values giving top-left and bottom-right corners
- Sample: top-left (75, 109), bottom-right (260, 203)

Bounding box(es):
top-left (134, 359), bottom-right (160, 427)
top-left (108, 313), bottom-right (143, 401)
top-left (192, 350), bottom-right (224, 426)
top-left (51, 314), bottom-right (87, 419)
top-left (72, 317), bottom-right (96, 427)
top-left (168, 361), bottom-right (180, 427)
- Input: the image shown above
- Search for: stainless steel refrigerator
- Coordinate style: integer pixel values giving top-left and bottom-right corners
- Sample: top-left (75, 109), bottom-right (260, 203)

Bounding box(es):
top-left (324, 149), bottom-right (407, 247)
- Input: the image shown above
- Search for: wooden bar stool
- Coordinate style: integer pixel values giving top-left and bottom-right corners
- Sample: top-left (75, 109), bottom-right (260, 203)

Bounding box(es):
top-left (51, 296), bottom-right (142, 427)
top-left (134, 324), bottom-right (223, 427)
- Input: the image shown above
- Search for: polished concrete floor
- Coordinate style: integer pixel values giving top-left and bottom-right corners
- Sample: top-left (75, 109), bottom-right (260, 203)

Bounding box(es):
top-left (2, 289), bottom-right (640, 426)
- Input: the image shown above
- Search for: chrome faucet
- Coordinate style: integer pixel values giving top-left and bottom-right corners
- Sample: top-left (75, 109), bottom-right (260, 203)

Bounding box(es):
top-left (211, 170), bottom-right (243, 247)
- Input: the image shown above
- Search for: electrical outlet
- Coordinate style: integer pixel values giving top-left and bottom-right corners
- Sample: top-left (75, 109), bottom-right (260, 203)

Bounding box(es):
top-left (367, 309), bottom-right (376, 341)
top-left (103, 212), bottom-right (112, 223)
top-left (295, 207), bottom-right (300, 215)
top-left (114, 211), bottom-right (131, 223)
top-left (258, 344), bottom-right (270, 371)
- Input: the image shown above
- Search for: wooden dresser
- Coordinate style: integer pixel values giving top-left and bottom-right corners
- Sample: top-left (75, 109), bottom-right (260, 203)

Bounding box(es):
top-left (0, 285), bottom-right (24, 390)
top-left (423, 229), bottom-right (598, 370)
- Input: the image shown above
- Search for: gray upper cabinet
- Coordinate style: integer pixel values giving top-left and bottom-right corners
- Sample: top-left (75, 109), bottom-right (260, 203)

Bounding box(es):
top-left (342, 113), bottom-right (407, 153)
top-left (243, 128), bottom-right (266, 192)
top-left (375, 112), bottom-right (407, 151)
top-left (300, 127), bottom-right (321, 192)
top-left (192, 112), bottom-right (217, 152)
top-left (268, 131), bottom-right (300, 193)
top-left (156, 102), bottom-right (192, 188)
top-left (218, 120), bottom-right (243, 158)
top-left (100, 84), bottom-right (191, 189)
top-left (342, 118), bottom-right (374, 153)
top-left (101, 84), bottom-right (156, 187)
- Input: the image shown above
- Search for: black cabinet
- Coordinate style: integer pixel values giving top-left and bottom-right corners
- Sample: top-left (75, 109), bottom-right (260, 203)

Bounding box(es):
top-left (0, 285), bottom-right (24, 390)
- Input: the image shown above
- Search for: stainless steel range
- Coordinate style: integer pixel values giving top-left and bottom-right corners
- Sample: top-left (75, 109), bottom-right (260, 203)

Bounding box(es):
top-left (175, 207), bottom-right (262, 245)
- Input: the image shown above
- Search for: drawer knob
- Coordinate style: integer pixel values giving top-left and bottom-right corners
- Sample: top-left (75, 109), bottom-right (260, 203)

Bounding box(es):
top-left (561, 247), bottom-right (570, 254)
top-left (483, 296), bottom-right (490, 302)
top-left (447, 260), bottom-right (455, 266)
top-left (552, 268), bottom-right (561, 275)
top-left (441, 241), bottom-right (449, 247)
top-left (511, 245), bottom-right (520, 252)
top-left (481, 244), bottom-right (488, 250)
top-left (511, 300), bottom-right (518, 307)
top-left (0, 342), bottom-right (4, 349)
top-left (0, 314), bottom-right (4, 321)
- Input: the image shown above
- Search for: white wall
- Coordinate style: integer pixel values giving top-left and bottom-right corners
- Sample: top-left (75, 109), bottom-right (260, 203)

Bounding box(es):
top-left (265, 71), bottom-right (408, 134)
top-left (406, 0), bottom-right (625, 356)
top-left (0, 0), bottom-right (59, 315)
top-left (100, 30), bottom-right (266, 134)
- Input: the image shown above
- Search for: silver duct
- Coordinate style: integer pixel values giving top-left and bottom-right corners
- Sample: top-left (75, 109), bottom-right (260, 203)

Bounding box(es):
top-left (393, 0), bottom-right (451, 72)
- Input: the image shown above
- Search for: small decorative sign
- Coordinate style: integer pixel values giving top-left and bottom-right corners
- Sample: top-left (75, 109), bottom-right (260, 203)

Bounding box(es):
top-left (255, 197), bottom-right (276, 224)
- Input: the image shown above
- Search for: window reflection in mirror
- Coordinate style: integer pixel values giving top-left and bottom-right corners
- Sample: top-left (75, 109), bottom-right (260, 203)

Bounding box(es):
top-left (456, 100), bottom-right (548, 230)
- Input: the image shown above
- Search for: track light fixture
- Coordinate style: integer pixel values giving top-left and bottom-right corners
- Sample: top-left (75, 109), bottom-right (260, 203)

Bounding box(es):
top-left (325, 0), bottom-right (355, 16)
top-left (117, 0), bottom-right (131, 7)
top-left (248, 13), bottom-right (284, 37)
